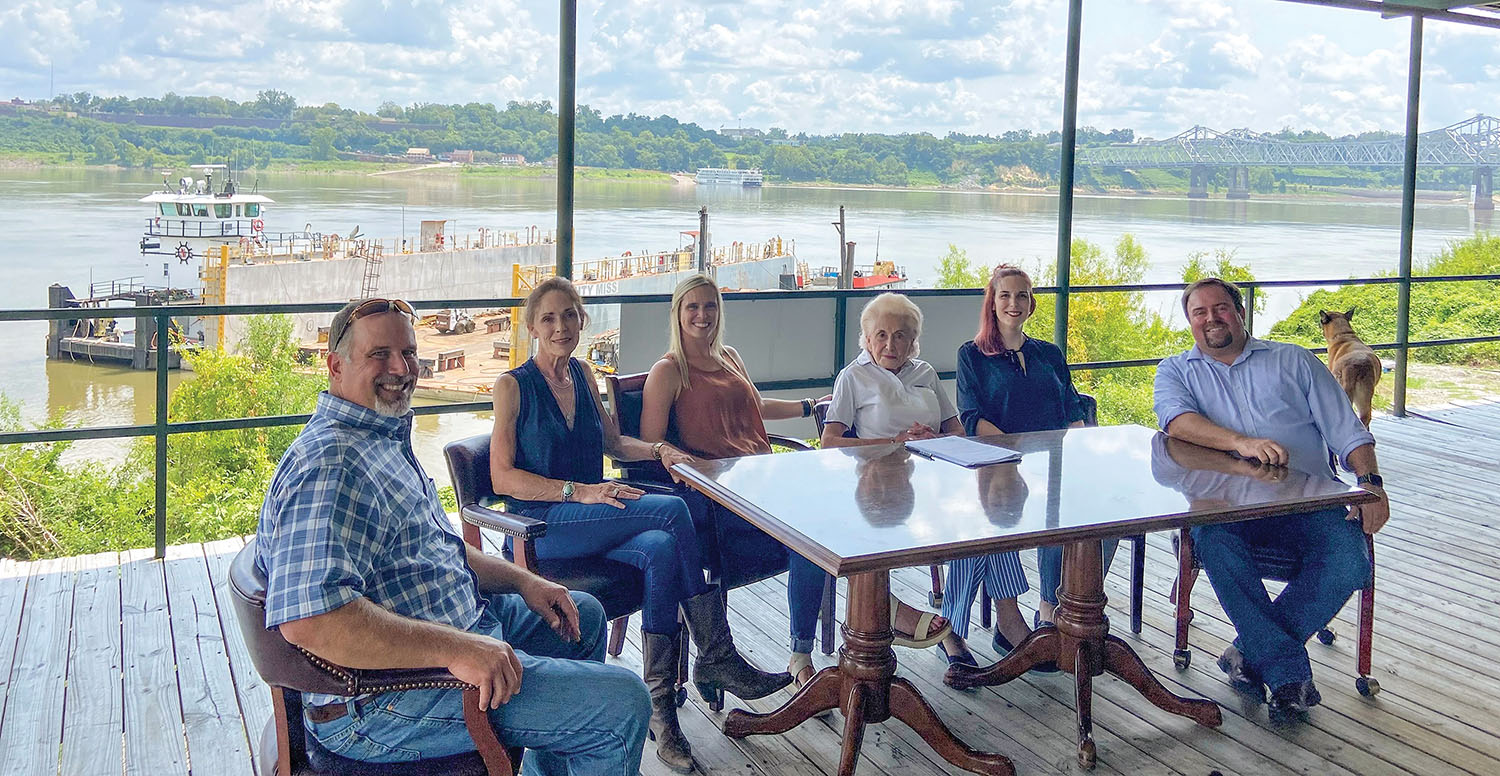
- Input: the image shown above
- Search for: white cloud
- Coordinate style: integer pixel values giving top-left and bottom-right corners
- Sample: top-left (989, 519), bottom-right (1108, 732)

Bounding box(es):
top-left (0, 0), bottom-right (1494, 138)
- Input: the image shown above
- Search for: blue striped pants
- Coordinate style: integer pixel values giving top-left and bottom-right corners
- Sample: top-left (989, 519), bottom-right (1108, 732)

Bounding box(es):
top-left (941, 552), bottom-right (1029, 638)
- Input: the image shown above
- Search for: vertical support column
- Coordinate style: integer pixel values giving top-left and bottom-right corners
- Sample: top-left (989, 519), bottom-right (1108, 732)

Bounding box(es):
top-left (1226, 167), bottom-right (1251, 200)
top-left (1188, 166), bottom-right (1209, 199)
top-left (1475, 167), bottom-right (1494, 211)
top-left (835, 206), bottom-right (850, 290)
top-left (556, 0), bottom-right (577, 279)
top-left (154, 309), bottom-right (169, 559)
top-left (697, 206), bottom-right (710, 274)
top-left (1054, 0), bottom-right (1083, 360)
top-left (1243, 285), bottom-right (1255, 337)
top-left (1394, 15), bottom-right (1422, 418)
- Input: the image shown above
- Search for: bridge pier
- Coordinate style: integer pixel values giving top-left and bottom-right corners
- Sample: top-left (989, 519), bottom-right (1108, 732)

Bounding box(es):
top-left (1475, 167), bottom-right (1494, 211)
top-left (1226, 167), bottom-right (1251, 200)
top-left (1189, 165), bottom-right (1210, 199)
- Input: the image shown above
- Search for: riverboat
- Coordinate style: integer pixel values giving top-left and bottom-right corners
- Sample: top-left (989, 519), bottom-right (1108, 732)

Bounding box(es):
top-left (695, 168), bottom-right (764, 187)
top-left (137, 165), bottom-right (275, 291)
top-left (800, 260), bottom-right (908, 290)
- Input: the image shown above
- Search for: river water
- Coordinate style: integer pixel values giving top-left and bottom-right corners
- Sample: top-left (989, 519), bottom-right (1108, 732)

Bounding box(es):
top-left (1, 167), bottom-right (1490, 467)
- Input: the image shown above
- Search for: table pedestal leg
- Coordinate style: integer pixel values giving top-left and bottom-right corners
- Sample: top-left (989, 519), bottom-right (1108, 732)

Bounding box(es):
top-left (947, 539), bottom-right (1223, 768)
top-left (723, 571), bottom-right (1013, 776)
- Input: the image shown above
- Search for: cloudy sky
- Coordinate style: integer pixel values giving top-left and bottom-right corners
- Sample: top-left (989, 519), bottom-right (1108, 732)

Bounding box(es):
top-left (3, 0), bottom-right (1498, 138)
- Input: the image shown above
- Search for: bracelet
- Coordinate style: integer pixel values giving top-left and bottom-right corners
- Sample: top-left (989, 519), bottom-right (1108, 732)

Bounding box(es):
top-left (652, 441), bottom-right (666, 461)
top-left (801, 398), bottom-right (813, 417)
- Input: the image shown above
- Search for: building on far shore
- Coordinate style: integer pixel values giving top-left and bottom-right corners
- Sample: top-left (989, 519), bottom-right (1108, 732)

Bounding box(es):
top-left (405, 147), bottom-right (434, 162)
top-left (498, 153), bottom-right (526, 166)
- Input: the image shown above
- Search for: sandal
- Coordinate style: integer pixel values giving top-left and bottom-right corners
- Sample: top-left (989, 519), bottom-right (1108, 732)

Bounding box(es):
top-left (789, 652), bottom-right (816, 689)
top-left (789, 652), bottom-right (834, 718)
top-left (891, 595), bottom-right (952, 649)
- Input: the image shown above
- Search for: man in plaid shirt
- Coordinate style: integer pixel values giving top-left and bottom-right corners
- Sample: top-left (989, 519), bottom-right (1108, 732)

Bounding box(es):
top-left (257, 298), bottom-right (649, 774)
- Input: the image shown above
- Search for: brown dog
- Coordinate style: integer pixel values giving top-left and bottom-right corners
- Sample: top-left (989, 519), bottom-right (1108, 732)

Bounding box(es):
top-left (1320, 309), bottom-right (1382, 428)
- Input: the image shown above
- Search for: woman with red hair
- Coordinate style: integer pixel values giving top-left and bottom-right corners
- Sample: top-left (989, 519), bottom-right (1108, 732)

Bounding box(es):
top-left (936, 264), bottom-right (1099, 673)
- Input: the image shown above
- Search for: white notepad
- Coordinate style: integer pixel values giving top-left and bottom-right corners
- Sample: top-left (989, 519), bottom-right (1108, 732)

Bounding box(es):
top-left (904, 436), bottom-right (1022, 468)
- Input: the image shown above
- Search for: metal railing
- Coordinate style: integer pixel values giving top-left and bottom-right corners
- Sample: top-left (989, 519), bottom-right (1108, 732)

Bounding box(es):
top-left (4, 273), bottom-right (1499, 558)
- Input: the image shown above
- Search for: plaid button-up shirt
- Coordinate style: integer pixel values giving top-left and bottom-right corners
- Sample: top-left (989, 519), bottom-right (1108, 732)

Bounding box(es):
top-left (256, 392), bottom-right (484, 704)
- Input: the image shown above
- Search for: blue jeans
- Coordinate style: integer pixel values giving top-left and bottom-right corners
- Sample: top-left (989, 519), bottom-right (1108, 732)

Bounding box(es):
top-left (941, 553), bottom-right (1029, 638)
top-left (678, 488), bottom-right (824, 654)
top-left (1037, 539), bottom-right (1122, 606)
top-left (1191, 507), bottom-right (1370, 690)
top-left (528, 494), bottom-right (708, 634)
top-left (306, 592), bottom-right (650, 776)
top-left (787, 553), bottom-right (830, 653)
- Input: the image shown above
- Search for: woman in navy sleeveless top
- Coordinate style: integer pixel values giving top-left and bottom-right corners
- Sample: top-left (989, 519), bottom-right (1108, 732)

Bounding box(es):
top-left (488, 278), bottom-right (789, 771)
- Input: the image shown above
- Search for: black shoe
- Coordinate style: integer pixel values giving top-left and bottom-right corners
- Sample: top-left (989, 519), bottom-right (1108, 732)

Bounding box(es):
top-left (993, 630), bottom-right (1059, 674)
top-left (936, 641), bottom-right (978, 668)
top-left (1268, 679), bottom-right (1318, 723)
top-left (1217, 646), bottom-right (1266, 703)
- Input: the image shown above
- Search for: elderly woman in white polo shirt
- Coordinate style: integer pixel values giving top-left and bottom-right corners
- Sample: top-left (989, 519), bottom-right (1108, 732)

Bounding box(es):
top-left (819, 292), bottom-right (961, 656)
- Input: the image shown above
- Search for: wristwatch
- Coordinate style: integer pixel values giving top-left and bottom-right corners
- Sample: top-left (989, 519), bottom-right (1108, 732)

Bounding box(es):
top-left (561, 481), bottom-right (575, 501)
top-left (652, 441), bottom-right (666, 461)
top-left (1356, 473), bottom-right (1384, 488)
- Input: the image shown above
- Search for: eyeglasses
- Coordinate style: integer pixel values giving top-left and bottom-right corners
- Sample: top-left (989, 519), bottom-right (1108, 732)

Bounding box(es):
top-left (330, 298), bottom-right (416, 352)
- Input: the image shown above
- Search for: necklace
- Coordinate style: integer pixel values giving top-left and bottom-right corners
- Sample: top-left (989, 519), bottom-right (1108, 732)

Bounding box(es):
top-left (540, 365), bottom-right (573, 390)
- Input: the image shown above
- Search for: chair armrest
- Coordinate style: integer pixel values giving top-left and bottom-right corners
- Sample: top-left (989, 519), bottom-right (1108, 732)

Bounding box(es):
top-left (769, 433), bottom-right (814, 452)
top-left (355, 666), bottom-right (477, 695)
top-left (461, 504), bottom-right (547, 540)
top-left (619, 479), bottom-right (679, 496)
top-left (617, 459), bottom-right (674, 484)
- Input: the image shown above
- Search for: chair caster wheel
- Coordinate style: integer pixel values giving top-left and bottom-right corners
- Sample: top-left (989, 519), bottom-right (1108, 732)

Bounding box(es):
top-left (1173, 649), bottom-right (1191, 671)
top-left (929, 592), bottom-right (943, 608)
top-left (1357, 677), bottom-right (1380, 697)
top-left (676, 687), bottom-right (687, 707)
top-left (1316, 629), bottom-right (1336, 645)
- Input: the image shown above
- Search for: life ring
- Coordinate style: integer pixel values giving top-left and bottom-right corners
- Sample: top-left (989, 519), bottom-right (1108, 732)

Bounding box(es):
top-left (436, 233), bottom-right (445, 248)
top-left (251, 218), bottom-right (264, 234)
top-left (622, 251), bottom-right (631, 257)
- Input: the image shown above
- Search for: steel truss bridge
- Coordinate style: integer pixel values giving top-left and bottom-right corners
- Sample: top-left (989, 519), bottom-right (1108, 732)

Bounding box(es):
top-left (1077, 114), bottom-right (1498, 207)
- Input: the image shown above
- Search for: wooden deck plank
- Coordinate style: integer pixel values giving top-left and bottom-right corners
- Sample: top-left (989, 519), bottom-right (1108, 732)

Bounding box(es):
top-left (201, 537), bottom-right (269, 774)
top-left (162, 542), bottom-right (254, 776)
top-left (60, 551), bottom-right (124, 776)
top-left (0, 555), bottom-right (75, 776)
top-left (0, 557), bottom-right (34, 749)
top-left (6, 406), bottom-right (1500, 776)
top-left (1121, 536), bottom-right (1500, 774)
top-left (121, 548), bottom-right (189, 776)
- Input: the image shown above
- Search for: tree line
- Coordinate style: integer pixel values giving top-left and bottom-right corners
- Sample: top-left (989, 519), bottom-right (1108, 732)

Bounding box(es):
top-left (0, 91), bottom-right (1475, 190)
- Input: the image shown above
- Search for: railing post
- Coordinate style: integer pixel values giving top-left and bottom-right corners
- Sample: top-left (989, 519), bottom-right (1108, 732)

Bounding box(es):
top-left (1243, 285), bottom-right (1255, 337)
top-left (556, 0), bottom-right (577, 279)
top-left (155, 309), bottom-right (169, 559)
top-left (833, 294), bottom-right (848, 379)
top-left (1394, 15), bottom-right (1423, 418)
top-left (1053, 0), bottom-right (1084, 359)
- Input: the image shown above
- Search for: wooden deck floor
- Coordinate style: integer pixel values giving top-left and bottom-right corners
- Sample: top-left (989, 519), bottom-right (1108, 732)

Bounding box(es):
top-left (2, 405), bottom-right (1497, 776)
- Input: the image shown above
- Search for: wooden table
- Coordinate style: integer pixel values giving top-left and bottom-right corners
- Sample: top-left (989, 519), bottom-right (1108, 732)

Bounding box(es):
top-left (674, 425), bottom-right (1378, 775)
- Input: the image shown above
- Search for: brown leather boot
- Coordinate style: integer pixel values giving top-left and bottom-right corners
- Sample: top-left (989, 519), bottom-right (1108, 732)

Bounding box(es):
top-left (642, 631), bottom-right (695, 773)
top-left (681, 587), bottom-right (792, 711)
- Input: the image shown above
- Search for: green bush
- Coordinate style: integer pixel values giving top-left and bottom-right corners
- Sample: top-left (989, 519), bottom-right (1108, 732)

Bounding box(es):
top-left (0, 315), bottom-right (323, 559)
top-left (1271, 233), bottom-right (1500, 365)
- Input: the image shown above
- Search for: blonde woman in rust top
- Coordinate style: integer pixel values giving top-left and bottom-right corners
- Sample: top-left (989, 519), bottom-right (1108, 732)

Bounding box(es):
top-left (641, 274), bottom-right (947, 692)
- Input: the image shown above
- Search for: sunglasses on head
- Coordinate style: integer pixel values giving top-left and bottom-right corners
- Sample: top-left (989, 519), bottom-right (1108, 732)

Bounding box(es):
top-left (331, 298), bottom-right (416, 351)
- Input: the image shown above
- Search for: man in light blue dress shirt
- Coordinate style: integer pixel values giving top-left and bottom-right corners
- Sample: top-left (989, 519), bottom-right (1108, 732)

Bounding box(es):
top-left (1154, 278), bottom-right (1390, 722)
